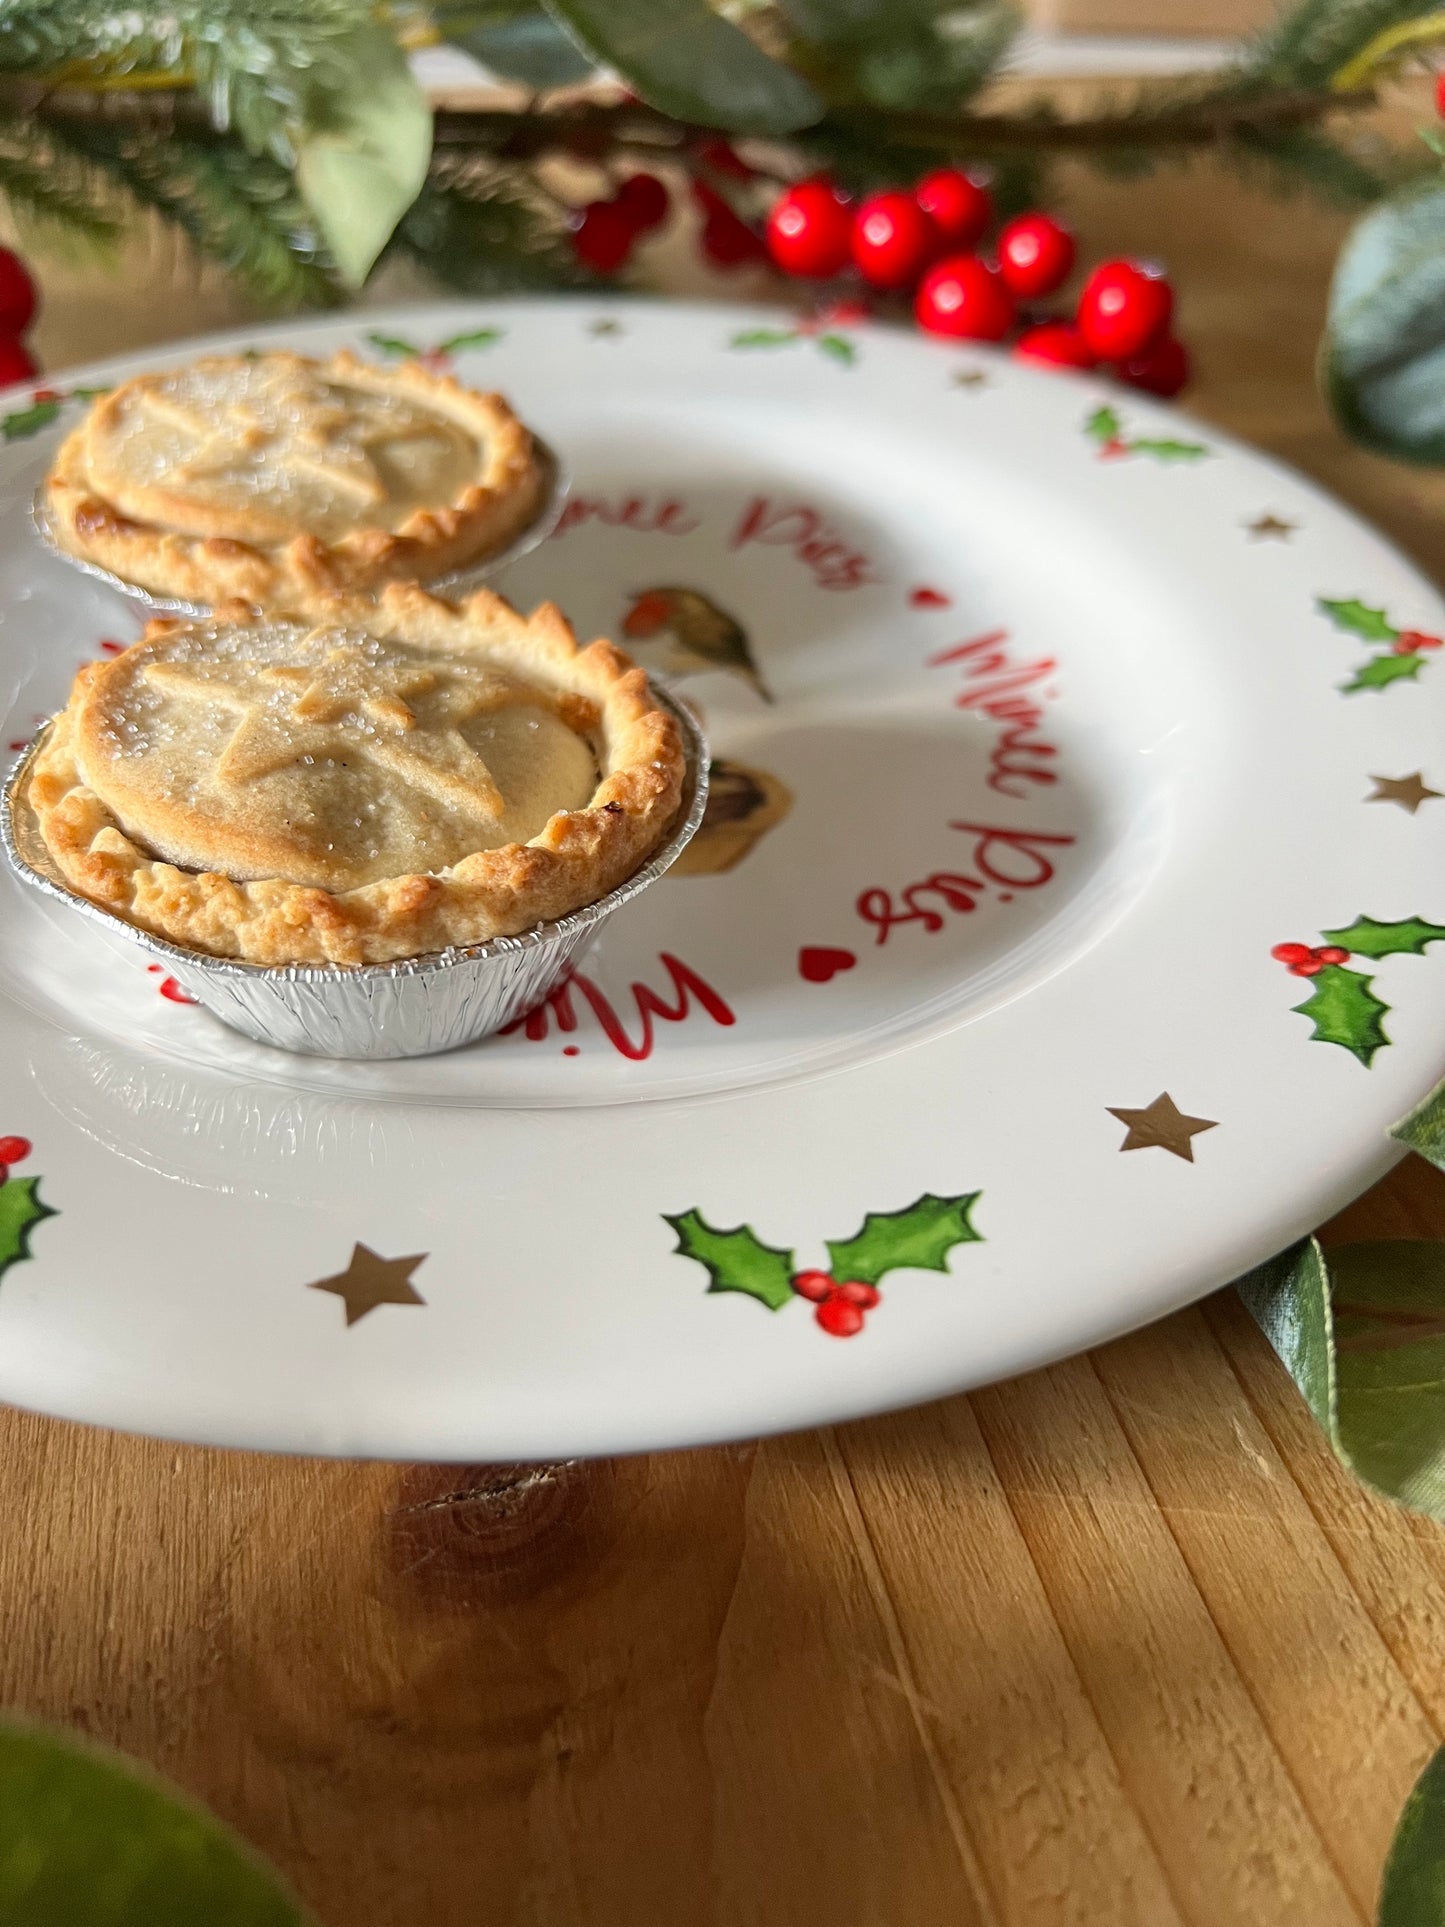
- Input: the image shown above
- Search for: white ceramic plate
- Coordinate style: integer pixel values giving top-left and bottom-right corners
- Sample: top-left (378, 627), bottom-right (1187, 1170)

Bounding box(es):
top-left (2, 298), bottom-right (1443, 1460)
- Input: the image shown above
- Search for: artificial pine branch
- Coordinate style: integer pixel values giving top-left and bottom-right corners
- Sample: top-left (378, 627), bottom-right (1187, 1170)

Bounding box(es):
top-left (1239, 0), bottom-right (1445, 88)
top-left (0, 124), bottom-right (117, 245)
top-left (394, 169), bottom-right (588, 292)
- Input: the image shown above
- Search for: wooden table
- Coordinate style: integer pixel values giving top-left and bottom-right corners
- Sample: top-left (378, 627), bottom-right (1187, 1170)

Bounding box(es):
top-left (10, 90), bottom-right (1445, 1927)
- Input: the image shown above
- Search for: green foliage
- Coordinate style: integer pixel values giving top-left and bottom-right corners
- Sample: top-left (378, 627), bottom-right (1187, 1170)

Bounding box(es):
top-left (394, 176), bottom-right (587, 292)
top-left (1291, 962), bottom-right (1390, 1063)
top-left (1324, 174), bottom-right (1445, 465)
top-left (444, 10), bottom-right (596, 88)
top-left (542, 0), bottom-right (823, 134)
top-left (664, 1209), bottom-right (797, 1310)
top-left (1241, 0), bottom-right (1445, 87)
top-left (782, 0), bottom-right (1021, 115)
top-left (826, 1192), bottom-right (982, 1288)
top-left (0, 1718), bottom-right (308, 1925)
top-left (1379, 1747), bottom-right (1445, 1927)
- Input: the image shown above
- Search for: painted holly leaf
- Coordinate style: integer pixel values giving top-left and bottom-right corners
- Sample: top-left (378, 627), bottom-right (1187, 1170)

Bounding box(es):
top-left (2, 400), bottom-right (60, 442)
top-left (0, 1177), bottom-right (56, 1283)
top-left (1085, 404), bottom-right (1121, 441)
top-left (1128, 436), bottom-right (1208, 461)
top-left (1344, 653), bottom-right (1424, 691)
top-left (1318, 596), bottom-right (1399, 641)
top-left (69, 386), bottom-right (111, 401)
top-left (366, 332), bottom-right (418, 357)
top-left (664, 1209), bottom-right (796, 1310)
top-left (826, 1192), bottom-right (982, 1289)
top-left (815, 332), bottom-right (856, 366)
top-left (1321, 915), bottom-right (1445, 958)
top-left (731, 328), bottom-right (797, 349)
top-left (438, 327), bottom-right (503, 355)
top-left (1292, 963), bottom-right (1390, 1065)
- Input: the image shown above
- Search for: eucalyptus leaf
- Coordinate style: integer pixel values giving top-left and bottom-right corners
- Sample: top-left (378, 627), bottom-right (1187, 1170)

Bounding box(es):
top-left (541, 0), bottom-right (822, 133)
top-left (293, 21), bottom-right (432, 288)
top-left (1380, 1747), bottom-right (1445, 1927)
top-left (1323, 174), bottom-right (1445, 465)
top-left (0, 1720), bottom-right (308, 1926)
top-left (446, 12), bottom-right (596, 89)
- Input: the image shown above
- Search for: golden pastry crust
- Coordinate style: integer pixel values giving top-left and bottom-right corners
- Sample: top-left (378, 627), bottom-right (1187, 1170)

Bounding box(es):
top-left (29, 584), bottom-right (686, 967)
top-left (42, 350), bottom-right (543, 609)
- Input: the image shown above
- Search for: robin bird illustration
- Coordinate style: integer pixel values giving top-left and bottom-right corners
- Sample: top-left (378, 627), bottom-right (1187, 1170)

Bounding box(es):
top-left (621, 587), bottom-right (772, 701)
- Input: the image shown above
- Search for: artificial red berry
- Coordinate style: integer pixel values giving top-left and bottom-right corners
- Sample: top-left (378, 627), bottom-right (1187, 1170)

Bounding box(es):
top-left (914, 168), bottom-right (991, 249)
top-left (997, 213), bottom-right (1075, 299)
top-left (696, 137), bottom-right (754, 181)
top-left (915, 255), bottom-right (1014, 340)
top-left (571, 200), bottom-right (637, 274)
top-left (816, 1294), bottom-right (866, 1338)
top-left (1316, 947), bottom-right (1350, 967)
top-left (766, 179), bottom-right (853, 278)
top-left (792, 1269), bottom-right (834, 1303)
top-left (1013, 322), bottom-right (1096, 371)
top-left (1077, 260), bottom-right (1172, 361)
top-left (835, 1280), bottom-right (881, 1308)
top-left (0, 336), bottom-right (37, 387)
top-left (0, 1137), bottom-right (31, 1165)
top-left (1272, 942), bottom-right (1313, 966)
top-left (1398, 629), bottom-right (1445, 651)
top-left (1116, 333), bottom-right (1189, 398)
top-left (851, 191), bottom-right (939, 290)
top-left (0, 250), bottom-right (36, 336)
top-left (693, 183), bottom-right (766, 267)
top-left (615, 173), bottom-right (669, 231)
top-left (1437, 70), bottom-right (1445, 117)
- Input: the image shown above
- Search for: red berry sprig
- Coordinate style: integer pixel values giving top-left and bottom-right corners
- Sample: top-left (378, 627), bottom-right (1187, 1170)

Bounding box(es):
top-left (570, 173), bottom-right (673, 275)
top-left (0, 248), bottom-right (38, 387)
top-left (1272, 942), bottom-right (1351, 978)
top-left (0, 1135), bottom-right (32, 1186)
top-left (791, 1268), bottom-right (882, 1337)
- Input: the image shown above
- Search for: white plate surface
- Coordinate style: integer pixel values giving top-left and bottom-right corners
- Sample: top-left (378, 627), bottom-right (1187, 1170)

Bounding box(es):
top-left (1, 298), bottom-right (1443, 1459)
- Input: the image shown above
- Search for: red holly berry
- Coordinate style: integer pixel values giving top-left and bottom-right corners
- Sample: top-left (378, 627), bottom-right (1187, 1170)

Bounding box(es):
top-left (1271, 942), bottom-right (1314, 966)
top-left (1013, 322), bottom-right (1096, 371)
top-left (695, 137), bottom-right (754, 181)
top-left (694, 183), bottom-right (766, 267)
top-left (914, 168), bottom-right (991, 249)
top-left (766, 179), bottom-right (853, 279)
top-left (792, 1268), bottom-right (834, 1303)
top-left (1076, 260), bottom-right (1173, 361)
top-left (1116, 333), bottom-right (1189, 398)
top-left (1316, 946), bottom-right (1350, 967)
top-left (915, 255), bottom-right (1014, 340)
top-left (571, 200), bottom-right (637, 274)
top-left (0, 336), bottom-right (37, 388)
top-left (1099, 437), bottom-right (1128, 460)
top-left (851, 191), bottom-right (939, 290)
top-left (0, 250), bottom-right (36, 336)
top-left (1398, 629), bottom-right (1445, 652)
top-left (835, 1280), bottom-right (881, 1308)
top-left (1294, 958), bottom-right (1325, 976)
top-left (1437, 70), bottom-right (1445, 117)
top-left (997, 212), bottom-right (1075, 299)
top-left (616, 173), bottom-right (670, 231)
top-left (816, 1294), bottom-right (866, 1338)
top-left (0, 1137), bottom-right (31, 1165)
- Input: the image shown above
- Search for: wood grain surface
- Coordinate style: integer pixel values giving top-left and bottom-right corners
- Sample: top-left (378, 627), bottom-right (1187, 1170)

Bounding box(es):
top-left (7, 80), bottom-right (1445, 1927)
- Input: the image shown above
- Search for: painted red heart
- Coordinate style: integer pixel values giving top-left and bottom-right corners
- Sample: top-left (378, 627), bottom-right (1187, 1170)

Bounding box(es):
top-left (909, 586), bottom-right (951, 609)
top-left (799, 945), bottom-right (857, 984)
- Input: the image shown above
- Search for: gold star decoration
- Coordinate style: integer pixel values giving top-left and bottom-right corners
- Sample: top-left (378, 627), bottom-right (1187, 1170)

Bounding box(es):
top-left (308, 1243), bottom-right (427, 1325)
top-left (951, 369), bottom-right (988, 389)
top-left (1107, 1093), bottom-right (1218, 1161)
top-left (589, 318), bottom-right (622, 336)
top-left (1367, 771), bottom-right (1442, 814)
top-left (144, 645), bottom-right (519, 815)
top-left (1245, 513), bottom-right (1296, 540)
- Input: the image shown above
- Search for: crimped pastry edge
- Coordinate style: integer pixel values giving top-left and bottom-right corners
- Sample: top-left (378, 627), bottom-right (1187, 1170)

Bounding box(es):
top-left (41, 349), bottom-right (544, 611)
top-left (28, 582), bottom-right (687, 967)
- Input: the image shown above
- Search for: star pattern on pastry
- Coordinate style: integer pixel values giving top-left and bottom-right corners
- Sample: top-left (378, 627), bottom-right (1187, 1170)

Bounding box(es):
top-left (1366, 771), bottom-right (1442, 814)
top-left (308, 1242), bottom-right (427, 1325)
top-left (144, 645), bottom-right (524, 816)
top-left (1107, 1093), bottom-right (1218, 1161)
top-left (136, 367), bottom-right (450, 509)
top-left (1245, 513), bottom-right (1296, 540)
